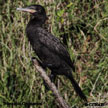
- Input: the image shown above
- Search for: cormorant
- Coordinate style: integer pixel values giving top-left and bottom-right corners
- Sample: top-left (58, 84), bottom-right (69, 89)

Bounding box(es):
top-left (17, 5), bottom-right (87, 101)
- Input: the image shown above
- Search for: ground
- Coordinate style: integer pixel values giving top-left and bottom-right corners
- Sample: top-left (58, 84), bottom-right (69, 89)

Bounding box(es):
top-left (0, 0), bottom-right (108, 108)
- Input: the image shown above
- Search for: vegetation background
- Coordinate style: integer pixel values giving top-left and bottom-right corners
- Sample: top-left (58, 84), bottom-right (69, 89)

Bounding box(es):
top-left (0, 0), bottom-right (108, 107)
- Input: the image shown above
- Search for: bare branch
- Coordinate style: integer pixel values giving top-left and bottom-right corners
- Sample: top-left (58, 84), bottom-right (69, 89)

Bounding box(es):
top-left (33, 59), bottom-right (70, 108)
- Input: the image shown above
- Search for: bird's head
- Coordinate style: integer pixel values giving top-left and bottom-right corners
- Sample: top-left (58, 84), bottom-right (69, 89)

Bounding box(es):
top-left (17, 5), bottom-right (47, 22)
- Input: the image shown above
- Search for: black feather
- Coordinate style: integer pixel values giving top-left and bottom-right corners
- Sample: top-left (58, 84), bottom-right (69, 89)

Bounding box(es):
top-left (19, 5), bottom-right (87, 101)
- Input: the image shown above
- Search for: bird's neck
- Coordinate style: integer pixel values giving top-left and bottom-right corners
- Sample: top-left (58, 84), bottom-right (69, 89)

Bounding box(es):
top-left (29, 16), bottom-right (46, 27)
top-left (26, 17), bottom-right (46, 38)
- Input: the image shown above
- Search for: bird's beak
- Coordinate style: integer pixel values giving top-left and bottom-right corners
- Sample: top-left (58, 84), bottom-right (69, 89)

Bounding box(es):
top-left (17, 7), bottom-right (36, 13)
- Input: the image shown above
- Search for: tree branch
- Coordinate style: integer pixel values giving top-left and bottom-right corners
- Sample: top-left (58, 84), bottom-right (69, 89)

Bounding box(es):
top-left (33, 59), bottom-right (70, 108)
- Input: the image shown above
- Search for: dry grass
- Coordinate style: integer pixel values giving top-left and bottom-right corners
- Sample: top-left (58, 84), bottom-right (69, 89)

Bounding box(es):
top-left (0, 0), bottom-right (108, 108)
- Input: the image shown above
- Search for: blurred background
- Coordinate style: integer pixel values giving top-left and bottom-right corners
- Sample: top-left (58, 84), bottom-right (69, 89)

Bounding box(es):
top-left (0, 0), bottom-right (108, 107)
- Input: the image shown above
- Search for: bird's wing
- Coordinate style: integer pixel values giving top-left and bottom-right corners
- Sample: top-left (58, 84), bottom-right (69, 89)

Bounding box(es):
top-left (36, 27), bottom-right (74, 68)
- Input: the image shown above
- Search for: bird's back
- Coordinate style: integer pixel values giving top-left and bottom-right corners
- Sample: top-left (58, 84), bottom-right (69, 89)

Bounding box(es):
top-left (26, 23), bottom-right (74, 70)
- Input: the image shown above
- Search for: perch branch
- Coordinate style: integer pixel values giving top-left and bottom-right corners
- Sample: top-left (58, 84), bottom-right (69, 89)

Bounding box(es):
top-left (33, 59), bottom-right (70, 108)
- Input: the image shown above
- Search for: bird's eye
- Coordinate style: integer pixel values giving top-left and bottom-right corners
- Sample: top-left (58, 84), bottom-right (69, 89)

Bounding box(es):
top-left (38, 9), bottom-right (41, 12)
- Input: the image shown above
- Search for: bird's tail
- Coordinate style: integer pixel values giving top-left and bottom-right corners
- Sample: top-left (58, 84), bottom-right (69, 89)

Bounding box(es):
top-left (66, 73), bottom-right (87, 102)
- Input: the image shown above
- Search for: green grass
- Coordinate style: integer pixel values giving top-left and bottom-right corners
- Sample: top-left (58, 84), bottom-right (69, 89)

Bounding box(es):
top-left (0, 0), bottom-right (108, 108)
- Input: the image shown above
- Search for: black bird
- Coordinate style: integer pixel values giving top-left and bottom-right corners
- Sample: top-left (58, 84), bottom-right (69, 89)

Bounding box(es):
top-left (17, 5), bottom-right (87, 101)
